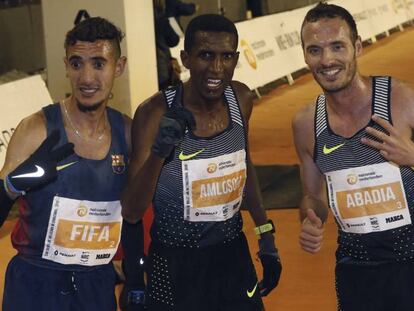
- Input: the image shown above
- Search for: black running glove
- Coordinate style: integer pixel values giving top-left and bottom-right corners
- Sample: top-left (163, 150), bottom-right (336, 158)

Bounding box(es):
top-left (258, 235), bottom-right (282, 296)
top-left (6, 130), bottom-right (74, 195)
top-left (152, 107), bottom-right (195, 158)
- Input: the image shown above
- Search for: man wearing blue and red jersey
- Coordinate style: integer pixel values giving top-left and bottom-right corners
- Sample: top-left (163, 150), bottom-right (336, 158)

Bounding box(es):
top-left (0, 17), bottom-right (145, 311)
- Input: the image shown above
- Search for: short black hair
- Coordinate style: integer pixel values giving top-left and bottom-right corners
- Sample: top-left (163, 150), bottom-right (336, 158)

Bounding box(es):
top-left (301, 2), bottom-right (358, 44)
top-left (64, 17), bottom-right (124, 58)
top-left (184, 14), bottom-right (238, 52)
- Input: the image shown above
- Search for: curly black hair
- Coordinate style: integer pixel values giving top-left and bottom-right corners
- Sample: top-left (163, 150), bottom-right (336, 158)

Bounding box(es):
top-left (64, 17), bottom-right (124, 57)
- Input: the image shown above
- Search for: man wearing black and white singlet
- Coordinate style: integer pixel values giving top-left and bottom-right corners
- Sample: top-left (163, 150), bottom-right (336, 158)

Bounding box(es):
top-left (293, 3), bottom-right (414, 311)
top-left (122, 14), bottom-right (282, 311)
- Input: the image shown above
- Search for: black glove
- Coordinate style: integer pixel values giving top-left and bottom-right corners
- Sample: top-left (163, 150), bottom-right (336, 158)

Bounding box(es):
top-left (257, 235), bottom-right (282, 297)
top-left (6, 130), bottom-right (74, 195)
top-left (152, 106), bottom-right (195, 158)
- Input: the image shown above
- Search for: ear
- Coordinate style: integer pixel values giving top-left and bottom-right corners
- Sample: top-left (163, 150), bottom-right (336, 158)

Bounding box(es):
top-left (115, 56), bottom-right (127, 77)
top-left (180, 50), bottom-right (190, 69)
top-left (234, 51), bottom-right (240, 63)
top-left (355, 36), bottom-right (362, 57)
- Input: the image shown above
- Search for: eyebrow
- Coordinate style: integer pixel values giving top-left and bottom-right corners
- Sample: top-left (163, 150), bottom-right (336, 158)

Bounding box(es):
top-left (68, 56), bottom-right (107, 62)
top-left (330, 40), bottom-right (345, 45)
top-left (305, 44), bottom-right (320, 50)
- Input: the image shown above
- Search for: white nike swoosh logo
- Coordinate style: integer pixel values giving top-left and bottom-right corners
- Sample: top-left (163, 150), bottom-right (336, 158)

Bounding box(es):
top-left (12, 165), bottom-right (45, 179)
top-left (57, 161), bottom-right (78, 171)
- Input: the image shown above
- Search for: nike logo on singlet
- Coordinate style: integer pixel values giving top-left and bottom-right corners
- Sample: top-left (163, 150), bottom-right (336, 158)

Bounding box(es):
top-left (178, 149), bottom-right (205, 161)
top-left (11, 165), bottom-right (45, 179)
top-left (323, 143), bottom-right (345, 155)
top-left (57, 161), bottom-right (78, 171)
top-left (247, 282), bottom-right (258, 298)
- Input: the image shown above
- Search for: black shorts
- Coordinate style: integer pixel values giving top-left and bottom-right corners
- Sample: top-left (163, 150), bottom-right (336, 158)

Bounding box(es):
top-left (2, 255), bottom-right (117, 311)
top-left (146, 233), bottom-right (264, 311)
top-left (336, 259), bottom-right (414, 311)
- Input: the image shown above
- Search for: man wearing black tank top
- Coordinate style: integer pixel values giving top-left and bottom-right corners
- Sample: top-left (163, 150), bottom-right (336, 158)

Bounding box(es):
top-left (122, 14), bottom-right (282, 311)
top-left (0, 18), bottom-right (146, 311)
top-left (293, 3), bottom-right (414, 311)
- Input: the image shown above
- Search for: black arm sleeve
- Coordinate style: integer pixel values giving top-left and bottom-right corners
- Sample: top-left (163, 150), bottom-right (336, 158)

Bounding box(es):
top-left (0, 179), bottom-right (16, 227)
top-left (121, 219), bottom-right (145, 288)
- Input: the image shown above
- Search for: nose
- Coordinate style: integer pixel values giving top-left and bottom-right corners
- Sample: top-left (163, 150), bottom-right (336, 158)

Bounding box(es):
top-left (79, 63), bottom-right (95, 84)
top-left (320, 48), bottom-right (335, 67)
top-left (210, 56), bottom-right (224, 73)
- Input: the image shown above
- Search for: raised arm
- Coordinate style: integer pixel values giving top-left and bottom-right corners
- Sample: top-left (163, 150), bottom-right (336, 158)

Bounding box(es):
top-left (0, 112), bottom-right (73, 226)
top-left (121, 92), bottom-right (194, 223)
top-left (292, 104), bottom-right (328, 254)
top-left (121, 94), bottom-right (166, 223)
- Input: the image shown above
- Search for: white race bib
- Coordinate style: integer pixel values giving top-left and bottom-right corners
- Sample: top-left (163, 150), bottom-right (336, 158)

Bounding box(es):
top-left (326, 162), bottom-right (411, 233)
top-left (182, 150), bottom-right (246, 222)
top-left (42, 196), bottom-right (122, 266)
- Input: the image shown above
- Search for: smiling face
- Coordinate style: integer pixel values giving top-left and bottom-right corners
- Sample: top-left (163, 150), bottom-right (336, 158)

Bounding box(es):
top-left (64, 40), bottom-right (126, 111)
top-left (181, 31), bottom-right (239, 102)
top-left (302, 17), bottom-right (362, 93)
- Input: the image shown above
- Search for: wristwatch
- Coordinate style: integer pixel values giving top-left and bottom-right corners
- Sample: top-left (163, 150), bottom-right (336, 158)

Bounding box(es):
top-left (254, 219), bottom-right (275, 235)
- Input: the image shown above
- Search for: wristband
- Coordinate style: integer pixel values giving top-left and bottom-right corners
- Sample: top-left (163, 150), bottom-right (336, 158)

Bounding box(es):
top-left (5, 175), bottom-right (25, 196)
top-left (127, 289), bottom-right (146, 305)
top-left (254, 219), bottom-right (275, 236)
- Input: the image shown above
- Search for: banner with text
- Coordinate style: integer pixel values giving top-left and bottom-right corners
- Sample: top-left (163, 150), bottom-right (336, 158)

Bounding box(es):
top-left (171, 0), bottom-right (413, 90)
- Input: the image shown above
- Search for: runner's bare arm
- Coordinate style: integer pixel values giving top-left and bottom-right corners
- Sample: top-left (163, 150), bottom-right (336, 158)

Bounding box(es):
top-left (0, 112), bottom-right (46, 188)
top-left (121, 93), bottom-right (167, 223)
top-left (293, 105), bottom-right (327, 253)
top-left (361, 79), bottom-right (414, 166)
top-left (234, 81), bottom-right (282, 295)
top-left (122, 114), bottom-right (133, 156)
top-left (232, 81), bottom-right (269, 226)
top-left (0, 112), bottom-right (46, 226)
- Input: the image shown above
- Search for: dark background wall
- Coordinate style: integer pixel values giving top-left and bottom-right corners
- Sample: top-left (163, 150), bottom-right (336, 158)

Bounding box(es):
top-left (0, 0), bottom-right (319, 76)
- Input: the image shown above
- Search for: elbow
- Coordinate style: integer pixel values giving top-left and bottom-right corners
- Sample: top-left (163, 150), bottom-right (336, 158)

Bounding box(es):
top-left (120, 196), bottom-right (139, 224)
top-left (121, 207), bottom-right (141, 224)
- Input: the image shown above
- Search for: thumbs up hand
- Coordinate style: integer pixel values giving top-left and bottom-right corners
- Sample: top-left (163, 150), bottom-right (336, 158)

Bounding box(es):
top-left (299, 209), bottom-right (324, 253)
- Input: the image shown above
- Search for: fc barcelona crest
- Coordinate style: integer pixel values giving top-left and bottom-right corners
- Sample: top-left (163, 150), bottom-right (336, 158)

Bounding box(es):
top-left (111, 154), bottom-right (126, 174)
